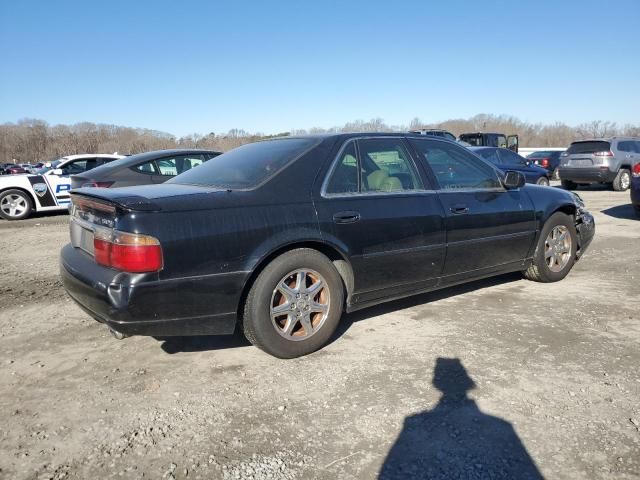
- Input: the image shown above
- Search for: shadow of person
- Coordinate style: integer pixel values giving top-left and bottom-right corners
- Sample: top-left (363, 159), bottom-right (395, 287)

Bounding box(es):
top-left (379, 358), bottom-right (544, 480)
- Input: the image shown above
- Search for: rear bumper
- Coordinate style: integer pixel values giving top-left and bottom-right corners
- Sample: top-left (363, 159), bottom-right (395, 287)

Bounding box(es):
top-left (558, 167), bottom-right (616, 184)
top-left (575, 211), bottom-right (595, 259)
top-left (60, 244), bottom-right (244, 336)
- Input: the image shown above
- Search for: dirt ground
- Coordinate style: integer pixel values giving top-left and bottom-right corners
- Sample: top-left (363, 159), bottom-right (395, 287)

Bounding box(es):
top-left (0, 184), bottom-right (639, 480)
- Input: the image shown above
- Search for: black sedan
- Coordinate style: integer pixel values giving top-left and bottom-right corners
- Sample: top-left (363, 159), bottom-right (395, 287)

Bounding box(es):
top-left (61, 134), bottom-right (595, 358)
top-left (470, 147), bottom-right (551, 185)
top-left (70, 149), bottom-right (221, 189)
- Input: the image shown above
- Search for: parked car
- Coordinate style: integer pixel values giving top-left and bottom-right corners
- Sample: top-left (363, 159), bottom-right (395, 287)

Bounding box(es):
top-left (470, 147), bottom-right (551, 185)
top-left (459, 132), bottom-right (519, 152)
top-left (631, 163), bottom-right (640, 217)
top-left (526, 150), bottom-right (564, 179)
top-left (61, 134), bottom-right (594, 358)
top-left (2, 164), bottom-right (28, 175)
top-left (70, 149), bottom-right (221, 189)
top-left (558, 138), bottom-right (640, 191)
top-left (0, 154), bottom-right (124, 220)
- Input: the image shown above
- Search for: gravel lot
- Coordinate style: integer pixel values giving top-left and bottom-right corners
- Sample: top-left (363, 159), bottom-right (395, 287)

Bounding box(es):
top-left (1, 184), bottom-right (639, 480)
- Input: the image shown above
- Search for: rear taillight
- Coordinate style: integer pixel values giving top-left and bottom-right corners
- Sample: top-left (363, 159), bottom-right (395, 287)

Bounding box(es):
top-left (82, 181), bottom-right (114, 188)
top-left (94, 229), bottom-right (163, 272)
top-left (593, 151), bottom-right (613, 157)
top-left (632, 163), bottom-right (640, 177)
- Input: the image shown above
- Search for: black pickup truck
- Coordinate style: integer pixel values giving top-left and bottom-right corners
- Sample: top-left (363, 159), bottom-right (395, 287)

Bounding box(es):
top-left (459, 132), bottom-right (519, 152)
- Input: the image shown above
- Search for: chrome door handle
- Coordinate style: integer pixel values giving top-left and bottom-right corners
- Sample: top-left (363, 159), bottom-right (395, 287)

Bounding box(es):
top-left (333, 211), bottom-right (361, 224)
top-left (450, 205), bottom-right (469, 215)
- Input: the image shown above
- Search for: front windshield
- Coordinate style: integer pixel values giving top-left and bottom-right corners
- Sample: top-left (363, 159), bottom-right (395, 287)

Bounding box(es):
top-left (36, 159), bottom-right (62, 174)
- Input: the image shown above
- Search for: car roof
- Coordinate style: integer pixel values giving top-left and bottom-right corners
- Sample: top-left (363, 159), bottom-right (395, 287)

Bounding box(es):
top-left (60, 154), bottom-right (124, 160)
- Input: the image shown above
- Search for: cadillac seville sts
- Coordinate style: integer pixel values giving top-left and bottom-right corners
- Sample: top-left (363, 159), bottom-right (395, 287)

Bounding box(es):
top-left (60, 134), bottom-right (595, 358)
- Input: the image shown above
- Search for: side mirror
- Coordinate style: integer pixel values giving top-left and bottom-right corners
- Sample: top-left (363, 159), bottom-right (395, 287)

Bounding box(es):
top-left (52, 168), bottom-right (64, 176)
top-left (503, 170), bottom-right (525, 189)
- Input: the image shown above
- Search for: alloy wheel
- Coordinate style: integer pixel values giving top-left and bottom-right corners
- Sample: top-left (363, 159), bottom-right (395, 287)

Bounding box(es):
top-left (270, 269), bottom-right (330, 341)
top-left (544, 225), bottom-right (572, 272)
top-left (0, 194), bottom-right (28, 218)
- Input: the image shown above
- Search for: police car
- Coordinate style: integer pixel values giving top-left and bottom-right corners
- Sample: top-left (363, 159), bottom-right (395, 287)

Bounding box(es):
top-left (0, 154), bottom-right (124, 220)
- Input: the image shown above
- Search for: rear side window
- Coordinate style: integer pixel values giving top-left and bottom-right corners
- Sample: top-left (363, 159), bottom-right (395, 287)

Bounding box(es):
top-left (134, 161), bottom-right (157, 174)
top-left (410, 139), bottom-right (501, 190)
top-left (156, 154), bottom-right (205, 176)
top-left (459, 134), bottom-right (482, 146)
top-left (617, 141), bottom-right (637, 153)
top-left (567, 141), bottom-right (611, 154)
top-left (326, 141), bottom-right (359, 194)
top-left (170, 138), bottom-right (319, 189)
top-left (475, 149), bottom-right (500, 165)
top-left (497, 149), bottom-right (527, 166)
top-left (358, 138), bottom-right (423, 192)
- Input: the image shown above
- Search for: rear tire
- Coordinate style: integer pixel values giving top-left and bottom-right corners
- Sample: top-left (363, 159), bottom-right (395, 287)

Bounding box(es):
top-left (523, 212), bottom-right (577, 283)
top-left (633, 204), bottom-right (640, 218)
top-left (612, 169), bottom-right (631, 191)
top-left (243, 248), bottom-right (344, 358)
top-left (0, 189), bottom-right (33, 220)
top-left (536, 177), bottom-right (550, 186)
top-left (561, 180), bottom-right (577, 190)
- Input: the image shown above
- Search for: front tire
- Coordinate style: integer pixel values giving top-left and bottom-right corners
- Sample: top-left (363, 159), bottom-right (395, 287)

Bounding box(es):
top-left (612, 169), bottom-right (631, 191)
top-left (243, 248), bottom-right (344, 358)
top-left (523, 212), bottom-right (577, 283)
top-left (0, 189), bottom-right (33, 220)
top-left (561, 180), bottom-right (577, 190)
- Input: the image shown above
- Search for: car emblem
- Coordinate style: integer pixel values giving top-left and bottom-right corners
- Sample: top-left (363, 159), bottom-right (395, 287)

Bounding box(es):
top-left (33, 183), bottom-right (48, 197)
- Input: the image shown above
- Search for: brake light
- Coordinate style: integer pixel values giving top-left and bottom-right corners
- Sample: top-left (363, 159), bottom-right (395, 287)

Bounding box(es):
top-left (632, 163), bottom-right (640, 177)
top-left (93, 229), bottom-right (163, 272)
top-left (82, 181), bottom-right (114, 188)
top-left (593, 151), bottom-right (613, 157)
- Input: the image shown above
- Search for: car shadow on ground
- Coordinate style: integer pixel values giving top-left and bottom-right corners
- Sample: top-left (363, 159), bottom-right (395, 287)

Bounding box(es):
top-left (378, 357), bottom-right (544, 479)
top-left (601, 203), bottom-right (639, 220)
top-left (157, 272), bottom-right (521, 354)
top-left (156, 330), bottom-right (251, 354)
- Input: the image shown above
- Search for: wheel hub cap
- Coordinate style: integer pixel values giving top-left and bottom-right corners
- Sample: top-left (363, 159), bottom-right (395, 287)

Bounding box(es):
top-left (544, 225), bottom-right (572, 272)
top-left (270, 269), bottom-right (330, 341)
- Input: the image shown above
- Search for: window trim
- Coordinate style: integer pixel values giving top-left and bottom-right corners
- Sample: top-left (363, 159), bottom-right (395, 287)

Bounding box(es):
top-left (321, 136), bottom-right (434, 198)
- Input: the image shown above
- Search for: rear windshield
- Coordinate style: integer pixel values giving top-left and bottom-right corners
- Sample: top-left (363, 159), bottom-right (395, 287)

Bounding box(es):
top-left (459, 134), bottom-right (482, 146)
top-left (567, 141), bottom-right (610, 154)
top-left (527, 151), bottom-right (554, 158)
top-left (169, 138), bottom-right (319, 189)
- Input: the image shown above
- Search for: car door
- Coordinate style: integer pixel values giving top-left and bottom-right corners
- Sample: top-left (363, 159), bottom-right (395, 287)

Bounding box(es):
top-left (48, 158), bottom-right (98, 206)
top-left (408, 138), bottom-right (536, 279)
top-left (313, 137), bottom-right (446, 304)
top-left (151, 154), bottom-right (206, 184)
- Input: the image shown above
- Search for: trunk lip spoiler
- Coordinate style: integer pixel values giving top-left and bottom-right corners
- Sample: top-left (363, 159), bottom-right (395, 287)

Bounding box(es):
top-left (70, 191), bottom-right (162, 212)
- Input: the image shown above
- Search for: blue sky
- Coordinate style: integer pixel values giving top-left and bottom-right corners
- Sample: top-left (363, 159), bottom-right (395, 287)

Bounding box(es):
top-left (1, 0), bottom-right (638, 136)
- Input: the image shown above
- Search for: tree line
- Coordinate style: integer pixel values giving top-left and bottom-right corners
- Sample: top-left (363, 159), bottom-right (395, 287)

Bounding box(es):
top-left (1, 115), bottom-right (639, 163)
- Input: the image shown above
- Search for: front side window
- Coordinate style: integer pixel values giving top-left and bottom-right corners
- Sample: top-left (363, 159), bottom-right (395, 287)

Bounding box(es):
top-left (410, 139), bottom-right (502, 190)
top-left (61, 159), bottom-right (96, 175)
top-left (358, 138), bottom-right (423, 192)
top-left (170, 138), bottom-right (319, 189)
